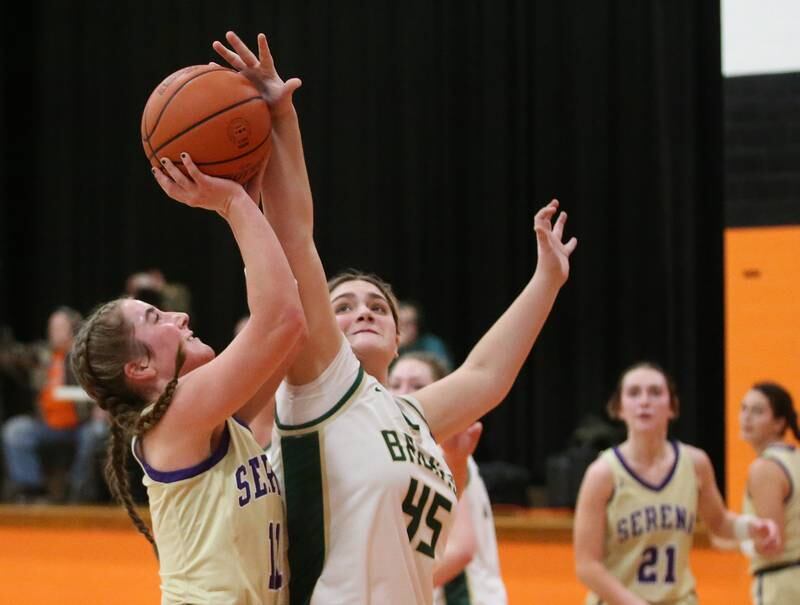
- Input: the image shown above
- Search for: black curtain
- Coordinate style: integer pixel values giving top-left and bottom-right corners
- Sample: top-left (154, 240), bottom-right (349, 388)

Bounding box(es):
top-left (1, 1), bottom-right (723, 486)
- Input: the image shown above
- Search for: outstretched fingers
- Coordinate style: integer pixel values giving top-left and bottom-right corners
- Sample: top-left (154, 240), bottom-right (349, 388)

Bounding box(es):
top-left (225, 31), bottom-right (259, 66)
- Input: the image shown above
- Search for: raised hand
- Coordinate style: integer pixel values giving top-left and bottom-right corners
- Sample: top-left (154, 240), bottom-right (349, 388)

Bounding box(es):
top-left (212, 31), bottom-right (301, 119)
top-left (152, 154), bottom-right (246, 217)
top-left (533, 199), bottom-right (578, 286)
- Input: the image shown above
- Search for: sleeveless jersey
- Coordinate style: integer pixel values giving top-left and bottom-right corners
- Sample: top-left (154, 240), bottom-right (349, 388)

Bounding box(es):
top-left (434, 456), bottom-right (508, 605)
top-left (272, 340), bottom-right (457, 605)
top-left (585, 441), bottom-right (698, 605)
top-left (132, 417), bottom-right (288, 605)
top-left (744, 443), bottom-right (800, 572)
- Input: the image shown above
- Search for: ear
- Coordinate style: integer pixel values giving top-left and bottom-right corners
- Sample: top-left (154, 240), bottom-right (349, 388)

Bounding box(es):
top-left (124, 357), bottom-right (156, 385)
top-left (394, 331), bottom-right (401, 358)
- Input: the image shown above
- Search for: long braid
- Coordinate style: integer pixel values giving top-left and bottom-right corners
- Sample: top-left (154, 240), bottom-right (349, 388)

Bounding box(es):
top-left (106, 412), bottom-right (158, 556)
top-left (71, 300), bottom-right (184, 560)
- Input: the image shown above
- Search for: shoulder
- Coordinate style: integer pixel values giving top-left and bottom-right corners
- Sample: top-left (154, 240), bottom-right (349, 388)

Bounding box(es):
top-left (581, 456), bottom-right (615, 494)
top-left (682, 443), bottom-right (715, 489)
top-left (748, 455), bottom-right (790, 485)
top-left (682, 442), bottom-right (711, 469)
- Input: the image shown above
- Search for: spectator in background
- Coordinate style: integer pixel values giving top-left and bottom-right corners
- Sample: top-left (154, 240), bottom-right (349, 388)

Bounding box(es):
top-left (398, 300), bottom-right (453, 369)
top-left (1, 307), bottom-right (108, 503)
top-left (125, 268), bottom-right (192, 314)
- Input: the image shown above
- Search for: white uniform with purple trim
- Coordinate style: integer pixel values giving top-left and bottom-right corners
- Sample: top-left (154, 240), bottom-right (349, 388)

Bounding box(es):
top-left (743, 443), bottom-right (800, 605)
top-left (132, 417), bottom-right (288, 605)
top-left (271, 339), bottom-right (457, 605)
top-left (585, 441), bottom-right (698, 605)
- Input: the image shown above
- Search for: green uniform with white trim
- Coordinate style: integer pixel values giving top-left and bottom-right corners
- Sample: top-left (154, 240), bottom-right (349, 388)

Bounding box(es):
top-left (272, 340), bottom-right (457, 605)
top-left (585, 441), bottom-right (698, 605)
top-left (743, 443), bottom-right (800, 605)
top-left (435, 456), bottom-right (508, 605)
top-left (133, 417), bottom-right (288, 605)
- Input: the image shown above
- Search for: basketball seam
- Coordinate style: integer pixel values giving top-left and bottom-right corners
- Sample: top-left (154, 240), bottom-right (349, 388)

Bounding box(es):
top-left (143, 66), bottom-right (233, 142)
top-left (146, 96), bottom-right (267, 161)
top-left (193, 131), bottom-right (272, 167)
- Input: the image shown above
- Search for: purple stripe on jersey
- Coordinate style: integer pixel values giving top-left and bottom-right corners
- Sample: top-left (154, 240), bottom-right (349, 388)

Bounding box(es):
top-left (613, 440), bottom-right (680, 492)
top-left (137, 422), bottom-right (231, 483)
top-left (232, 414), bottom-right (252, 433)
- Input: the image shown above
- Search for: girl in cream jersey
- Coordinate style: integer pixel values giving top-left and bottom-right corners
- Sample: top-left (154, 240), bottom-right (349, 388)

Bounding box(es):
top-left (739, 382), bottom-right (800, 605)
top-left (71, 139), bottom-right (305, 601)
top-left (214, 30), bottom-right (576, 605)
top-left (574, 362), bottom-right (780, 605)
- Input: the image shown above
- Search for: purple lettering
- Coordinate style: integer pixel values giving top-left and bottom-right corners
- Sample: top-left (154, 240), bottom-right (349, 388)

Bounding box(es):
top-left (660, 504), bottom-right (673, 529)
top-left (249, 457), bottom-right (268, 498)
top-left (645, 506), bottom-right (658, 532)
top-left (617, 517), bottom-right (630, 542)
top-left (236, 465), bottom-right (251, 506)
top-left (631, 510), bottom-right (643, 536)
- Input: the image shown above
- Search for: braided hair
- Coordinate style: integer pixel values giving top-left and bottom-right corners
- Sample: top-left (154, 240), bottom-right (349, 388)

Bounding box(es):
top-left (752, 382), bottom-right (800, 441)
top-left (71, 299), bottom-right (184, 559)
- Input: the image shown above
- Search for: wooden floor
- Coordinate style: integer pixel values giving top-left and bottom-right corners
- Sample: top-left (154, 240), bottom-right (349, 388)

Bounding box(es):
top-left (0, 506), bottom-right (753, 604)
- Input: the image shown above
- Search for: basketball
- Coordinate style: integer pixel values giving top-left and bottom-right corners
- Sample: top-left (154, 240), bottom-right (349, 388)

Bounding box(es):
top-left (141, 65), bottom-right (271, 184)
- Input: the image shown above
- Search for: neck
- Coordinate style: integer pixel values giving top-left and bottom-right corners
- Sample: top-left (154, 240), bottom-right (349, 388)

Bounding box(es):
top-left (753, 437), bottom-right (786, 455)
top-left (624, 432), bottom-right (670, 463)
top-left (363, 359), bottom-right (389, 385)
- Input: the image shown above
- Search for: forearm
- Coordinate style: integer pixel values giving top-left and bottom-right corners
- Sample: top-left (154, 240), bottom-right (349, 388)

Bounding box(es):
top-left (224, 194), bottom-right (300, 322)
top-left (462, 271), bottom-right (562, 400)
top-left (576, 561), bottom-right (646, 605)
top-left (261, 109), bottom-right (314, 246)
top-left (707, 510), bottom-right (740, 540)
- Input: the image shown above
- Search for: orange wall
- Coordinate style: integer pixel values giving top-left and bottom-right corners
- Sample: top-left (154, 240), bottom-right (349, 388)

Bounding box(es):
top-left (724, 226), bottom-right (800, 509)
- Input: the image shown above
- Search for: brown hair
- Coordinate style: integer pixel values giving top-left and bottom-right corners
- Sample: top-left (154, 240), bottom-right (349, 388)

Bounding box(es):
top-left (752, 382), bottom-right (800, 441)
top-left (606, 361), bottom-right (680, 420)
top-left (395, 351), bottom-right (452, 379)
top-left (70, 299), bottom-right (184, 559)
top-left (327, 270), bottom-right (400, 333)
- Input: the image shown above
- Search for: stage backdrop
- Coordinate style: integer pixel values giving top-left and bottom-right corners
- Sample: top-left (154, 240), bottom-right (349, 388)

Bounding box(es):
top-left (0, 1), bottom-right (723, 487)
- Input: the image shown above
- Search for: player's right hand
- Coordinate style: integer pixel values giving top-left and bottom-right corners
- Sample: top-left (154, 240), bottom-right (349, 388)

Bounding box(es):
top-left (152, 154), bottom-right (246, 217)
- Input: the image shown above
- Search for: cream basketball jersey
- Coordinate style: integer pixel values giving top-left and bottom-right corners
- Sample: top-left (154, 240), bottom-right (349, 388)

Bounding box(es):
top-left (435, 456), bottom-right (508, 605)
top-left (133, 417), bottom-right (288, 605)
top-left (586, 441), bottom-right (698, 605)
top-left (744, 443), bottom-right (800, 573)
top-left (272, 339), bottom-right (457, 605)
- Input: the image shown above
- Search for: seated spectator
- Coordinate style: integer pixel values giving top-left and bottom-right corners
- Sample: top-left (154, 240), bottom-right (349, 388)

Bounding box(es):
top-left (1, 307), bottom-right (108, 503)
top-left (397, 300), bottom-right (453, 368)
top-left (125, 268), bottom-right (192, 314)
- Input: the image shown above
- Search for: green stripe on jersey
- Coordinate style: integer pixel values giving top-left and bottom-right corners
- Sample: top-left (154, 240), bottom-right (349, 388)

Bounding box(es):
top-left (444, 571), bottom-right (472, 604)
top-left (283, 432), bottom-right (325, 605)
top-left (276, 366), bottom-right (365, 431)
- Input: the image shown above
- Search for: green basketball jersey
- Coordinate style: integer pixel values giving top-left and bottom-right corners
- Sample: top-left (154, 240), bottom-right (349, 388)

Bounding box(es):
top-left (585, 441), bottom-right (698, 605)
top-left (272, 340), bottom-right (457, 605)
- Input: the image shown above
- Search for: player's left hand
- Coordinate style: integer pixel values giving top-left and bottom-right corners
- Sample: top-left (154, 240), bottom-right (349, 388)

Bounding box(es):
top-left (533, 199), bottom-right (577, 287)
top-left (213, 31), bottom-right (301, 119)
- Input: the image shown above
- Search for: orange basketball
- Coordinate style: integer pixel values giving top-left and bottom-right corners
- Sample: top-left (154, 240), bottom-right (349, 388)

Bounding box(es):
top-left (141, 65), bottom-right (271, 184)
